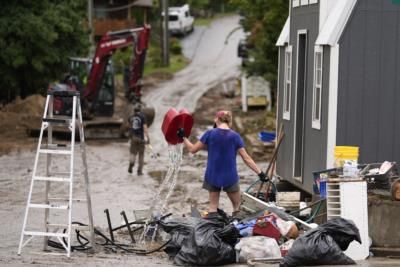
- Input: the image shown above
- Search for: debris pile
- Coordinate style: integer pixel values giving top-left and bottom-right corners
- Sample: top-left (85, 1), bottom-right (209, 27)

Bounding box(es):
top-left (159, 208), bottom-right (361, 266)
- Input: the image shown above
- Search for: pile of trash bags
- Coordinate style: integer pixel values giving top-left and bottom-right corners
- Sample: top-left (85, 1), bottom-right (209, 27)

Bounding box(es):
top-left (159, 209), bottom-right (361, 266)
top-left (159, 210), bottom-right (238, 265)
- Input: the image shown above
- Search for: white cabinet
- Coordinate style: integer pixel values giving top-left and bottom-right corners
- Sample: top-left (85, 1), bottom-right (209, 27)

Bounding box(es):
top-left (326, 181), bottom-right (369, 260)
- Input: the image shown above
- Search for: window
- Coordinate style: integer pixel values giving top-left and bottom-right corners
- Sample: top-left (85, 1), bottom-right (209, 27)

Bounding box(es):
top-left (312, 46), bottom-right (323, 129)
top-left (169, 15), bottom-right (178, 21)
top-left (294, 0), bottom-right (317, 6)
top-left (283, 46), bottom-right (292, 120)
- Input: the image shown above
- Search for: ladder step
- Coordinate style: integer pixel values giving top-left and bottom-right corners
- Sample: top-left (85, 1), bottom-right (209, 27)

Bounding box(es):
top-left (50, 172), bottom-right (83, 177)
top-left (29, 203), bottom-right (69, 210)
top-left (48, 197), bottom-right (86, 202)
top-left (24, 231), bottom-right (69, 238)
top-left (39, 149), bottom-right (72, 155)
top-left (47, 90), bottom-right (80, 97)
top-left (47, 223), bottom-right (91, 231)
top-left (34, 176), bottom-right (70, 182)
top-left (42, 118), bottom-right (71, 124)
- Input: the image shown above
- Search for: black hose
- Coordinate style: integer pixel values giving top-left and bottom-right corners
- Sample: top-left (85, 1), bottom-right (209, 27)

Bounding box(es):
top-left (47, 219), bottom-right (171, 255)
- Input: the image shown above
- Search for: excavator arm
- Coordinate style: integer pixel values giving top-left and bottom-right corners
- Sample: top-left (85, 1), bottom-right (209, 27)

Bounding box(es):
top-left (44, 25), bottom-right (153, 138)
top-left (84, 25), bottom-right (151, 103)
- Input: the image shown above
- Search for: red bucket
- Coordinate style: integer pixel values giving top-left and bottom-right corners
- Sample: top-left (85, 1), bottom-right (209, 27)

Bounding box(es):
top-left (161, 108), bottom-right (194, 145)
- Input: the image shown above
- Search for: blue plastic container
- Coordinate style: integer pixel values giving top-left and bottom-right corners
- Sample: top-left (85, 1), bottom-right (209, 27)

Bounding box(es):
top-left (320, 180), bottom-right (327, 199)
top-left (258, 131), bottom-right (276, 142)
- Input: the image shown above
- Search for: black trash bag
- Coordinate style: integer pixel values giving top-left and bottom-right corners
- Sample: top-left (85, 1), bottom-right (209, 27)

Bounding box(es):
top-left (204, 208), bottom-right (231, 224)
top-left (318, 218), bottom-right (361, 251)
top-left (281, 218), bottom-right (361, 267)
top-left (215, 224), bottom-right (241, 246)
top-left (159, 216), bottom-right (201, 258)
top-left (174, 218), bottom-right (236, 266)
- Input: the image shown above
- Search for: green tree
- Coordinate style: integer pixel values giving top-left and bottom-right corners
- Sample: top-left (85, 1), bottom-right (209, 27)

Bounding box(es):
top-left (0, 0), bottom-right (89, 102)
top-left (230, 0), bottom-right (288, 107)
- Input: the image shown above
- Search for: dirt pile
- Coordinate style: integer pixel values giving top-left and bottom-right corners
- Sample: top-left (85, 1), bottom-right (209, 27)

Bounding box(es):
top-left (2, 94), bottom-right (46, 116)
top-left (0, 94), bottom-right (45, 154)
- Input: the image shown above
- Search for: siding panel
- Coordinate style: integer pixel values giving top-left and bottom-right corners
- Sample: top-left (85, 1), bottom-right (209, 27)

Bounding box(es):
top-left (338, 0), bottom-right (400, 165)
top-left (337, 33), bottom-right (349, 145)
top-left (377, 7), bottom-right (397, 161)
top-left (395, 8), bottom-right (400, 163)
top-left (361, 7), bottom-right (380, 162)
top-left (345, 10), bottom-right (365, 147)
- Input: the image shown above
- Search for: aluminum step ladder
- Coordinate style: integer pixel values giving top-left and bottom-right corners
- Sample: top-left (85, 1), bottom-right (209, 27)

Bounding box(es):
top-left (18, 90), bottom-right (95, 257)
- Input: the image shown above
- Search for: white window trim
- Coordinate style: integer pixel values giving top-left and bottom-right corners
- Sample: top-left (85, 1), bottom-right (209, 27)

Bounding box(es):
top-left (292, 29), bottom-right (308, 182)
top-left (326, 45), bottom-right (339, 168)
top-left (283, 45), bottom-right (292, 120)
top-left (294, 0), bottom-right (318, 7)
top-left (300, 0), bottom-right (309, 6)
top-left (312, 46), bottom-right (323, 130)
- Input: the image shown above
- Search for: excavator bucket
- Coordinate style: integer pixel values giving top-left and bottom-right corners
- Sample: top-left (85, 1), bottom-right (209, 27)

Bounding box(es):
top-left (142, 106), bottom-right (155, 127)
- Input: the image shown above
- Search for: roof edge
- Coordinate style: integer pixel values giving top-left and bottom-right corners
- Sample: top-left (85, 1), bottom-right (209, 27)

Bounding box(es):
top-left (316, 0), bottom-right (357, 46)
top-left (276, 17), bottom-right (290, 47)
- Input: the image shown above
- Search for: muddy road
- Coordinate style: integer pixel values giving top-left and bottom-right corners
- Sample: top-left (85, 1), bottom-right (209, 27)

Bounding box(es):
top-left (144, 15), bottom-right (244, 150)
top-left (0, 16), bottom-right (251, 266)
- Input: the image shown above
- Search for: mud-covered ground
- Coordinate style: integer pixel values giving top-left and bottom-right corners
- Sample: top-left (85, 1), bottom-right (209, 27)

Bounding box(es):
top-left (0, 15), bottom-right (397, 267)
top-left (0, 16), bottom-right (255, 266)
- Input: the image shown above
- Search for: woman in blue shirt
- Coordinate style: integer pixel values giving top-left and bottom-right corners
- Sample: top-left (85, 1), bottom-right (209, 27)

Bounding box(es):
top-left (178, 110), bottom-right (266, 215)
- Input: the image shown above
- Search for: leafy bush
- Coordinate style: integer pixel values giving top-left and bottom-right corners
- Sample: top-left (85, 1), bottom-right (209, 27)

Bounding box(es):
top-left (170, 38), bottom-right (182, 55)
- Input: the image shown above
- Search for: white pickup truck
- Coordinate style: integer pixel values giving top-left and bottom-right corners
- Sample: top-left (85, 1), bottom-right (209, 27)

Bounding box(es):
top-left (168, 4), bottom-right (194, 35)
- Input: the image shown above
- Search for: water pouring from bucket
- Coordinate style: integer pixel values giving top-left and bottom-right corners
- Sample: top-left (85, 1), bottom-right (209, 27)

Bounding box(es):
top-left (147, 107), bottom-right (194, 216)
top-left (161, 108), bottom-right (194, 144)
top-left (140, 108), bottom-right (194, 244)
top-left (139, 108), bottom-right (193, 243)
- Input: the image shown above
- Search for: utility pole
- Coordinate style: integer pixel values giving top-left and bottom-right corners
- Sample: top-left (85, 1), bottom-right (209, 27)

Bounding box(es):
top-left (161, 0), bottom-right (169, 66)
top-left (88, 0), bottom-right (95, 56)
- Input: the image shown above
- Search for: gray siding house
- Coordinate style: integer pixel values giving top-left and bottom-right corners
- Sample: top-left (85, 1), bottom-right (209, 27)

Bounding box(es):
top-left (276, 0), bottom-right (400, 194)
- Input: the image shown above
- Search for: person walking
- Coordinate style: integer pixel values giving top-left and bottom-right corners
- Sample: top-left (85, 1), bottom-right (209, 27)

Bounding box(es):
top-left (128, 105), bottom-right (150, 175)
top-left (177, 110), bottom-right (267, 215)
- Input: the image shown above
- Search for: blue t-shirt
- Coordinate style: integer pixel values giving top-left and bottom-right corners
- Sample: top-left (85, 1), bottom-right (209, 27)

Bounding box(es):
top-left (200, 128), bottom-right (244, 188)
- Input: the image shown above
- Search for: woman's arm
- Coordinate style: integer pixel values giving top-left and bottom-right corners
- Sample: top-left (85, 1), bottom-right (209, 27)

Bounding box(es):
top-left (183, 137), bottom-right (205, 154)
top-left (238, 147), bottom-right (262, 174)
